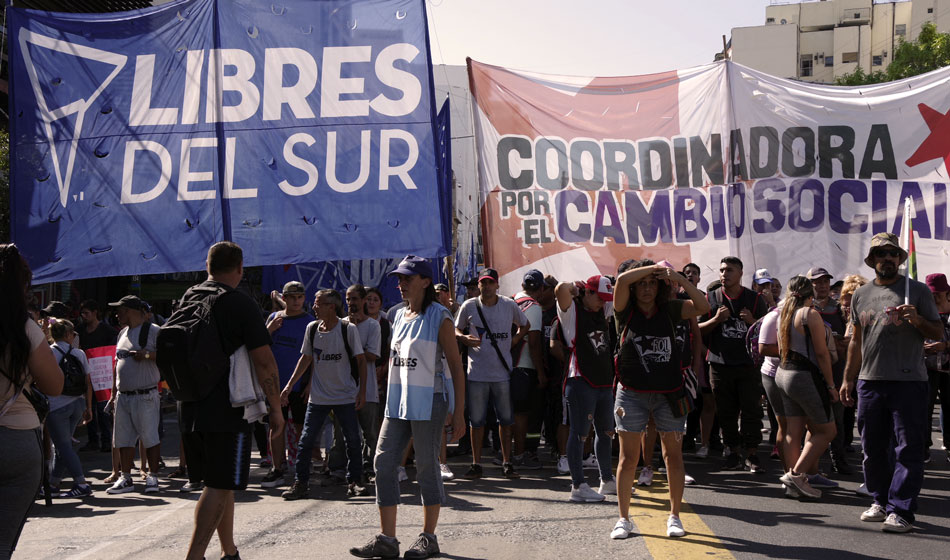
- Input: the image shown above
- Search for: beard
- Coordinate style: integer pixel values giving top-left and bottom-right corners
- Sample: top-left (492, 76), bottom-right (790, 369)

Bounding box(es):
top-left (875, 261), bottom-right (898, 280)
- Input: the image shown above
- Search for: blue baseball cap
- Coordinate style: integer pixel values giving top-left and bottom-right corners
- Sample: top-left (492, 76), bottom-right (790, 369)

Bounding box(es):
top-left (389, 255), bottom-right (433, 279)
top-left (523, 269), bottom-right (544, 290)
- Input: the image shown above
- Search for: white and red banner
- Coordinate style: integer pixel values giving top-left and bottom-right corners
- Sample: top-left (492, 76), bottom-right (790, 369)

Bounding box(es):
top-left (85, 346), bottom-right (116, 402)
top-left (469, 59), bottom-right (950, 293)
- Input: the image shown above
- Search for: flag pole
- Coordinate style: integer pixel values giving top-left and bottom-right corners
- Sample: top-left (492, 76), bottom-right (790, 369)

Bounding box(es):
top-left (903, 197), bottom-right (912, 305)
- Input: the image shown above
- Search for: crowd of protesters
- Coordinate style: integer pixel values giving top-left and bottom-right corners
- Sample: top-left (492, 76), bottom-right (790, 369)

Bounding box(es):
top-left (1, 232), bottom-right (948, 559)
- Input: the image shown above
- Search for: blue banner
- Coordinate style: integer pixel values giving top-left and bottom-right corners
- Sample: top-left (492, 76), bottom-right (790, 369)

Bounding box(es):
top-left (8, 0), bottom-right (445, 283)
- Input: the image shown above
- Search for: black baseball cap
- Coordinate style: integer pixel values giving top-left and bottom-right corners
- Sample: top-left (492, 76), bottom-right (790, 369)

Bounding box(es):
top-left (108, 295), bottom-right (147, 311)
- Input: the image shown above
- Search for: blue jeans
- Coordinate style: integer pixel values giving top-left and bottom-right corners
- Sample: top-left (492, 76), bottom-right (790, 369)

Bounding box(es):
top-left (467, 380), bottom-right (514, 427)
top-left (858, 380), bottom-right (929, 522)
top-left (47, 398), bottom-right (87, 484)
top-left (374, 395), bottom-right (448, 507)
top-left (564, 378), bottom-right (614, 488)
top-left (295, 402), bottom-right (362, 485)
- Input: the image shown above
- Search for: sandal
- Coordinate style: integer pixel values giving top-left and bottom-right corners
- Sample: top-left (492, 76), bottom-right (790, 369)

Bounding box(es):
top-left (166, 468), bottom-right (187, 479)
top-left (103, 472), bottom-right (120, 484)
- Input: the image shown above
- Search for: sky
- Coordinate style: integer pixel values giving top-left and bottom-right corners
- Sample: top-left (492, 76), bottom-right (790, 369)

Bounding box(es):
top-left (425, 0), bottom-right (773, 76)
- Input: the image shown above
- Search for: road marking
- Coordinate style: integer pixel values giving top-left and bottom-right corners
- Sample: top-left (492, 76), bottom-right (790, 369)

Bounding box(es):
top-left (68, 496), bottom-right (194, 560)
top-left (629, 481), bottom-right (735, 559)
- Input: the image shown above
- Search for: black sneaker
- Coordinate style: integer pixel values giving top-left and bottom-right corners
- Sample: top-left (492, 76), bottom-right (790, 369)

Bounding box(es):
top-left (404, 532), bottom-right (440, 560)
top-left (222, 550), bottom-right (241, 560)
top-left (745, 454), bottom-right (764, 473)
top-left (831, 459), bottom-right (854, 475)
top-left (261, 467), bottom-right (287, 488)
top-left (722, 453), bottom-right (744, 471)
top-left (502, 462), bottom-right (520, 479)
top-left (349, 534), bottom-right (399, 559)
top-left (281, 480), bottom-right (310, 501)
top-left (462, 464), bottom-right (482, 480)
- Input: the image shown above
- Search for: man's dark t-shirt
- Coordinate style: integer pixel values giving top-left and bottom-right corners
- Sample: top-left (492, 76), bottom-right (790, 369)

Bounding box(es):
top-left (80, 321), bottom-right (118, 350)
top-left (179, 281), bottom-right (272, 433)
top-left (705, 287), bottom-right (767, 366)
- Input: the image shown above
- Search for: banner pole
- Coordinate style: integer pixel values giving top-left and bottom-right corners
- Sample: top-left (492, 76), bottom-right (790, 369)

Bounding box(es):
top-left (903, 197), bottom-right (911, 305)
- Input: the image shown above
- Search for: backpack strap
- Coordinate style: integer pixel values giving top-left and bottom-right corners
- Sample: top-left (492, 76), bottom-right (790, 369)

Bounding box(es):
top-left (138, 321), bottom-right (152, 350)
top-left (475, 300), bottom-right (511, 373)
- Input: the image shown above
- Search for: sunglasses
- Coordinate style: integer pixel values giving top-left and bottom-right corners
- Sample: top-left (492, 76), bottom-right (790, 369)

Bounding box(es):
top-left (872, 248), bottom-right (901, 258)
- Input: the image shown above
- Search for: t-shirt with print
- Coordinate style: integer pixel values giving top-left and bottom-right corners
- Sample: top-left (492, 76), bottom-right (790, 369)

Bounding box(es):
top-left (302, 319), bottom-right (364, 405)
top-left (268, 311), bottom-right (311, 391)
top-left (115, 323), bottom-right (160, 391)
top-left (706, 287), bottom-right (767, 366)
top-left (456, 296), bottom-right (528, 383)
top-left (850, 276), bottom-right (940, 382)
top-left (49, 341), bottom-right (89, 412)
top-left (353, 317), bottom-right (381, 403)
top-left (557, 299), bottom-right (613, 385)
top-left (0, 318), bottom-right (50, 430)
top-left (615, 299), bottom-right (686, 392)
top-left (513, 292), bottom-right (543, 370)
top-left (179, 281), bottom-right (273, 433)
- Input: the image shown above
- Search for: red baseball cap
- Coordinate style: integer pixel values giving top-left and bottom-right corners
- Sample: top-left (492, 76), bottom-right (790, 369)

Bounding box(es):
top-left (585, 275), bottom-right (614, 302)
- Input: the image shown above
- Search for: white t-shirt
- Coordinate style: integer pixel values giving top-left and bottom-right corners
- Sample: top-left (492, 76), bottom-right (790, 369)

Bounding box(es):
top-left (513, 292), bottom-right (542, 370)
top-left (301, 320), bottom-right (365, 405)
top-left (353, 317), bottom-right (381, 403)
top-left (759, 309), bottom-right (780, 377)
top-left (115, 323), bottom-right (160, 391)
top-left (49, 341), bottom-right (89, 412)
top-left (455, 296), bottom-right (528, 382)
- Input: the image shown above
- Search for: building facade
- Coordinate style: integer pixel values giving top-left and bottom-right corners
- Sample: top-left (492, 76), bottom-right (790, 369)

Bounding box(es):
top-left (731, 0), bottom-right (950, 83)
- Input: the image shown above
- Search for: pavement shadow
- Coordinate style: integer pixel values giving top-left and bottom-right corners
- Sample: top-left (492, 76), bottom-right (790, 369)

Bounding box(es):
top-left (28, 495), bottom-right (175, 518)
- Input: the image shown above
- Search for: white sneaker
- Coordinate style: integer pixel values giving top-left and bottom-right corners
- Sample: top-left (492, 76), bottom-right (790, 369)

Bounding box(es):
top-left (610, 518), bottom-right (634, 539)
top-left (598, 479), bottom-right (617, 495)
top-left (569, 482), bottom-right (606, 502)
top-left (882, 512), bottom-right (913, 533)
top-left (860, 503), bottom-right (887, 522)
top-left (397, 466), bottom-right (408, 482)
top-left (144, 474), bottom-right (160, 494)
top-left (684, 473), bottom-right (696, 485)
top-left (637, 465), bottom-right (654, 486)
top-left (440, 463), bottom-right (455, 481)
top-left (106, 474), bottom-right (134, 494)
top-left (582, 455), bottom-right (599, 470)
top-left (557, 456), bottom-right (570, 475)
top-left (695, 446), bottom-right (709, 458)
top-left (666, 514), bottom-right (686, 537)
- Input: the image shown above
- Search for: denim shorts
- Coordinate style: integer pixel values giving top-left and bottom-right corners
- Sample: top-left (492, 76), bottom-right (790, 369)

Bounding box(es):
top-left (614, 388), bottom-right (686, 433)
top-left (467, 380), bottom-right (514, 427)
top-left (114, 389), bottom-right (161, 448)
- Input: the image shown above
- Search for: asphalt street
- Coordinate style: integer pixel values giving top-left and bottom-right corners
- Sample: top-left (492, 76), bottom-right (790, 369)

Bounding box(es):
top-left (13, 413), bottom-right (950, 560)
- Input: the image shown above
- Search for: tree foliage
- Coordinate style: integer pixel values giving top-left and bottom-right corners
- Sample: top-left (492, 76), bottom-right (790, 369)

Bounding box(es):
top-left (836, 22), bottom-right (950, 85)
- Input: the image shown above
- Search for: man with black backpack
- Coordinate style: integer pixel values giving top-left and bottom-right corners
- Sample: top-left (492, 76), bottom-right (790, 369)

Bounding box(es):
top-left (280, 289), bottom-right (367, 500)
top-left (105, 295), bottom-right (163, 495)
top-left (161, 242), bottom-right (284, 560)
top-left (699, 257), bottom-right (769, 473)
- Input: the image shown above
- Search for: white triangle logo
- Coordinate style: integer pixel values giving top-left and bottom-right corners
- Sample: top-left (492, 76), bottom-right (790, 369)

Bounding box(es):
top-left (19, 29), bottom-right (127, 208)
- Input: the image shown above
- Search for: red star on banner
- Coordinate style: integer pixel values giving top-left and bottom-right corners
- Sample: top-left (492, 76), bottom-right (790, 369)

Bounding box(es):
top-left (905, 103), bottom-right (950, 172)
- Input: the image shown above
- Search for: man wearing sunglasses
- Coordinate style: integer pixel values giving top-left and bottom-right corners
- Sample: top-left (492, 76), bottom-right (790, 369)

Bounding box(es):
top-left (840, 232), bottom-right (942, 533)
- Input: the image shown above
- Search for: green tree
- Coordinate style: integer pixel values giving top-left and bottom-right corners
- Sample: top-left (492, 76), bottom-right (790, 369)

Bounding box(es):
top-left (836, 22), bottom-right (950, 85)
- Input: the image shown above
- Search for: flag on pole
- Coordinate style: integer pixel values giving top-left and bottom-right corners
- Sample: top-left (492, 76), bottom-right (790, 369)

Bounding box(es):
top-left (902, 197), bottom-right (917, 305)
top-left (903, 197), bottom-right (918, 281)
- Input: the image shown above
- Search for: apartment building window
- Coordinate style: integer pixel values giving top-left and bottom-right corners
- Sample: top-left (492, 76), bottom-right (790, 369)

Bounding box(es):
top-left (842, 51), bottom-right (858, 64)
top-left (872, 55), bottom-right (883, 66)
top-left (895, 24), bottom-right (906, 36)
top-left (766, 17), bottom-right (775, 23)
top-left (801, 55), bottom-right (813, 77)
top-left (928, 8), bottom-right (934, 13)
top-left (825, 56), bottom-right (834, 66)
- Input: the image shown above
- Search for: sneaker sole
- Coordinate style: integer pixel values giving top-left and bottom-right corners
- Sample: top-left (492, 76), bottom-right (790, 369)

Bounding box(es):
top-left (106, 487), bottom-right (135, 495)
top-left (882, 524), bottom-right (913, 533)
top-left (570, 496), bottom-right (606, 503)
top-left (610, 531), bottom-right (632, 539)
top-left (861, 514), bottom-right (886, 522)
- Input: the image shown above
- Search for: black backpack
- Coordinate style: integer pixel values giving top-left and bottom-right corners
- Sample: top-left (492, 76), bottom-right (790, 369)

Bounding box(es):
top-left (53, 345), bottom-right (87, 397)
top-left (309, 318), bottom-right (359, 382)
top-left (156, 284), bottom-right (231, 402)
